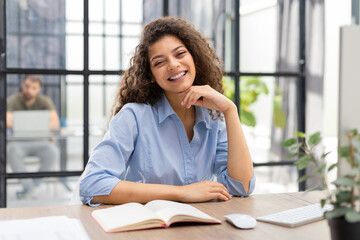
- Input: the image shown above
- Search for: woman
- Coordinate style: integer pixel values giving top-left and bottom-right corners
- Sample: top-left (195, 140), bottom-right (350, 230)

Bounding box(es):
top-left (80, 17), bottom-right (255, 206)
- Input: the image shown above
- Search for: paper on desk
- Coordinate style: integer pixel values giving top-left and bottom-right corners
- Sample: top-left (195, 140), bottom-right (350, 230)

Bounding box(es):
top-left (0, 215), bottom-right (90, 240)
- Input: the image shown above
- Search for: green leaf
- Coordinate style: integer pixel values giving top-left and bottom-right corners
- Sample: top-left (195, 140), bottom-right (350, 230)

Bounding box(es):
top-left (328, 163), bottom-right (338, 172)
top-left (332, 177), bottom-right (356, 187)
top-left (308, 132), bottom-right (321, 146)
top-left (336, 191), bottom-right (352, 204)
top-left (273, 103), bottom-right (286, 129)
top-left (320, 199), bottom-right (326, 208)
top-left (345, 211), bottom-right (360, 223)
top-left (351, 138), bottom-right (360, 150)
top-left (257, 82), bottom-right (269, 95)
top-left (222, 78), bottom-right (235, 101)
top-left (338, 146), bottom-right (350, 157)
top-left (345, 168), bottom-right (359, 177)
top-left (349, 129), bottom-right (358, 136)
top-left (240, 109), bottom-right (256, 127)
top-left (281, 138), bottom-right (297, 147)
top-left (315, 163), bottom-right (326, 174)
top-left (285, 152), bottom-right (302, 160)
top-left (354, 153), bottom-right (360, 166)
top-left (290, 143), bottom-right (302, 151)
top-left (297, 174), bottom-right (312, 183)
top-left (293, 132), bottom-right (307, 138)
top-left (321, 151), bottom-right (332, 159)
top-left (294, 155), bottom-right (313, 170)
top-left (240, 91), bottom-right (257, 105)
top-left (325, 207), bottom-right (350, 219)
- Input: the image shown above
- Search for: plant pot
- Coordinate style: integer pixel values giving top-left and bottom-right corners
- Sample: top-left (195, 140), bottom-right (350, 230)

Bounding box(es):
top-left (327, 217), bottom-right (360, 240)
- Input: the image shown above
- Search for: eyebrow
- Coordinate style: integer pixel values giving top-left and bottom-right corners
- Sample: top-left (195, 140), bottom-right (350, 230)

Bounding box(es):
top-left (150, 45), bottom-right (185, 64)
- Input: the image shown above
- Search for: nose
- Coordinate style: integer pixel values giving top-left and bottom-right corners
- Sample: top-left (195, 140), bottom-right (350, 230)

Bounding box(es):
top-left (167, 57), bottom-right (180, 70)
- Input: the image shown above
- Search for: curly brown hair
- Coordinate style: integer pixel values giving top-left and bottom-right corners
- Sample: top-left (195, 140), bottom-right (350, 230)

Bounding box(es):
top-left (113, 17), bottom-right (224, 119)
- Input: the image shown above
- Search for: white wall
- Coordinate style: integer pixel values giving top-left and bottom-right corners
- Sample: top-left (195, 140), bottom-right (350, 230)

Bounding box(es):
top-left (323, 1), bottom-right (351, 137)
top-left (338, 25), bottom-right (360, 176)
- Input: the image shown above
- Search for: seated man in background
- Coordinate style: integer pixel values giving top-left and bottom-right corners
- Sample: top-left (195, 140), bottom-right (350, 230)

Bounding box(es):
top-left (6, 74), bottom-right (60, 199)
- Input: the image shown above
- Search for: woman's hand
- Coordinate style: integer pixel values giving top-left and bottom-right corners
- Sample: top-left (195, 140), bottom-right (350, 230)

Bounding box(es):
top-left (178, 85), bottom-right (236, 115)
top-left (177, 181), bottom-right (231, 202)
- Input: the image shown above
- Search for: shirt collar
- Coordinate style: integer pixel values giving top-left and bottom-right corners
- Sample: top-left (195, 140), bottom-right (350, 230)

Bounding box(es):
top-left (156, 93), bottom-right (212, 129)
top-left (195, 105), bottom-right (212, 129)
top-left (156, 94), bottom-right (177, 124)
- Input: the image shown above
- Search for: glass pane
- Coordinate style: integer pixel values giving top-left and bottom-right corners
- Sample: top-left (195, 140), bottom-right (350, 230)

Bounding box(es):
top-left (89, 22), bottom-right (104, 35)
top-left (122, 24), bottom-right (142, 37)
top-left (121, 37), bottom-right (139, 70)
top-left (253, 166), bottom-right (298, 194)
top-left (65, 75), bottom-right (84, 172)
top-left (122, 0), bottom-right (143, 23)
top-left (105, 37), bottom-right (120, 70)
top-left (66, 0), bottom-right (83, 21)
top-left (105, 0), bottom-right (120, 22)
top-left (89, 75), bottom-right (119, 154)
top-left (66, 35), bottom-right (84, 70)
top-left (168, 0), bottom-right (226, 71)
top-left (229, 76), bottom-right (300, 163)
top-left (6, 0), bottom-right (83, 70)
top-left (89, 36), bottom-right (104, 70)
top-left (143, 0), bottom-right (163, 23)
top-left (105, 23), bottom-right (120, 36)
top-left (66, 21), bottom-right (83, 34)
top-left (89, 0), bottom-right (103, 22)
top-left (6, 74), bottom-right (62, 175)
top-left (239, 1), bottom-right (277, 72)
top-left (6, 74), bottom-right (84, 174)
top-left (222, 76), bottom-right (235, 102)
top-left (6, 176), bottom-right (79, 207)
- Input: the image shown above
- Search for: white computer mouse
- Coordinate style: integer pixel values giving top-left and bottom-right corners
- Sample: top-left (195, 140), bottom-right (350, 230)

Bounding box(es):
top-left (224, 213), bottom-right (257, 229)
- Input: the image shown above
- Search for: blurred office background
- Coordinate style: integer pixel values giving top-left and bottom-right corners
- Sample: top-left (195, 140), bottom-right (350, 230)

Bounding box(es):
top-left (0, 0), bottom-right (359, 207)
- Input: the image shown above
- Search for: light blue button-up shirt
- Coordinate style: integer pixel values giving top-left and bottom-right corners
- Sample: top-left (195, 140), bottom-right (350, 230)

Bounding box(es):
top-left (80, 94), bottom-right (256, 206)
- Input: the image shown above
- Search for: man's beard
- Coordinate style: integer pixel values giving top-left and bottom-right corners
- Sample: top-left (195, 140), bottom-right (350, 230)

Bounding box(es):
top-left (22, 94), bottom-right (36, 102)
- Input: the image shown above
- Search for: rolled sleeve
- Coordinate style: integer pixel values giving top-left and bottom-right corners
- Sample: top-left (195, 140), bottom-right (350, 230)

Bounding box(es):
top-left (214, 120), bottom-right (256, 196)
top-left (79, 106), bottom-right (139, 206)
top-left (80, 176), bottom-right (121, 206)
top-left (217, 170), bottom-right (256, 196)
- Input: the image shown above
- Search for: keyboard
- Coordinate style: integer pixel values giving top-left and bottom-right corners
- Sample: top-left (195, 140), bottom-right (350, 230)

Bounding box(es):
top-left (256, 203), bottom-right (334, 227)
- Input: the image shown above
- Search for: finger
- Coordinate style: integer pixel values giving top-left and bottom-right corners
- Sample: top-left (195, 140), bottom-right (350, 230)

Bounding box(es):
top-left (211, 184), bottom-right (231, 199)
top-left (184, 91), bottom-right (203, 108)
top-left (211, 186), bottom-right (231, 199)
top-left (211, 192), bottom-right (230, 201)
top-left (180, 89), bottom-right (192, 107)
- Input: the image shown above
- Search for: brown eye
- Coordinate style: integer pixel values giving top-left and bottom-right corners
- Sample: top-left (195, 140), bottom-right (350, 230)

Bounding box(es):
top-left (177, 51), bottom-right (186, 56)
top-left (154, 61), bottom-right (163, 67)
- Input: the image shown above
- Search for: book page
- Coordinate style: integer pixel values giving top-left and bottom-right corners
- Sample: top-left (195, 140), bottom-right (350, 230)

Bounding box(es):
top-left (91, 202), bottom-right (164, 232)
top-left (145, 200), bottom-right (220, 226)
top-left (0, 216), bottom-right (90, 240)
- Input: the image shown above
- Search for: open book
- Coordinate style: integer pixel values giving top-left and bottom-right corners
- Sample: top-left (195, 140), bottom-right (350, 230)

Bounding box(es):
top-left (91, 200), bottom-right (221, 232)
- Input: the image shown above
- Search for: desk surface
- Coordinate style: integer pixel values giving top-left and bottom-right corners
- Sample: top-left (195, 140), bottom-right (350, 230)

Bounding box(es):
top-left (0, 191), bottom-right (330, 240)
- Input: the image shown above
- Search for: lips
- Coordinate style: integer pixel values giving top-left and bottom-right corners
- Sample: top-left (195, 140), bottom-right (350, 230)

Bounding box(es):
top-left (168, 71), bottom-right (187, 81)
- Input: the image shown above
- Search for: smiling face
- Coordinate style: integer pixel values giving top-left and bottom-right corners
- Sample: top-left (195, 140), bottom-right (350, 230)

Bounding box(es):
top-left (148, 35), bottom-right (196, 99)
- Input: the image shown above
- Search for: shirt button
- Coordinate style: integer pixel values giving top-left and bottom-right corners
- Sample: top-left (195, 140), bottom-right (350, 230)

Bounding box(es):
top-left (188, 180), bottom-right (192, 184)
top-left (187, 158), bottom-right (191, 163)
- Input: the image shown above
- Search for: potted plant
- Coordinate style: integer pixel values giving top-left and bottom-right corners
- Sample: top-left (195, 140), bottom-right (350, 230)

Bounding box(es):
top-left (222, 76), bottom-right (286, 128)
top-left (282, 130), bottom-right (360, 240)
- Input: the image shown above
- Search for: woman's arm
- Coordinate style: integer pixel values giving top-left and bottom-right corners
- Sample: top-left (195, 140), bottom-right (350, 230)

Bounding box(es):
top-left (222, 104), bottom-right (254, 192)
top-left (92, 180), bottom-right (231, 205)
top-left (179, 85), bottom-right (254, 193)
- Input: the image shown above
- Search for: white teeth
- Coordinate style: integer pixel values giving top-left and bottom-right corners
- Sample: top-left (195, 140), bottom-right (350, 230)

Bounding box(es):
top-left (169, 72), bottom-right (186, 80)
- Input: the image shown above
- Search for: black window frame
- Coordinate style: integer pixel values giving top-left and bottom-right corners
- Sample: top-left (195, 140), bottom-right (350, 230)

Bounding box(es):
top-left (0, 0), bottom-right (307, 207)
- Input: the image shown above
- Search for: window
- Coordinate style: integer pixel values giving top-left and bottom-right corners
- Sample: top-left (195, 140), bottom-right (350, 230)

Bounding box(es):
top-left (0, 0), bottom-right (310, 207)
